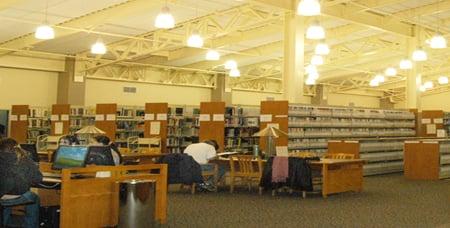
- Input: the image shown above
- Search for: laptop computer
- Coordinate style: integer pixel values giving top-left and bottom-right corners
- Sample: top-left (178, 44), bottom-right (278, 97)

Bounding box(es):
top-left (52, 145), bottom-right (89, 170)
top-left (86, 146), bottom-right (115, 166)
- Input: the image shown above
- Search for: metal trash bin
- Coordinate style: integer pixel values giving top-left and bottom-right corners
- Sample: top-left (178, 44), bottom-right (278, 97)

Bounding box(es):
top-left (119, 179), bottom-right (156, 228)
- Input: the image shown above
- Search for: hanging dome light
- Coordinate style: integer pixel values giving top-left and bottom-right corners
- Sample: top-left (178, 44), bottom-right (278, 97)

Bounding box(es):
top-left (438, 76), bottom-right (449, 85)
top-left (429, 34), bottom-right (447, 49)
top-left (385, 67), bottom-right (397, 77)
top-left (205, 50), bottom-right (220, 61)
top-left (308, 71), bottom-right (319, 80)
top-left (419, 85), bottom-right (426, 92)
top-left (297, 0), bottom-right (321, 16)
top-left (374, 74), bottom-right (385, 83)
top-left (412, 48), bottom-right (427, 62)
top-left (35, 24), bottom-right (55, 40)
top-left (305, 64), bottom-right (318, 75)
top-left (424, 81), bottom-right (434, 89)
top-left (399, 59), bottom-right (413, 70)
top-left (90, 39), bottom-right (107, 55)
top-left (369, 79), bottom-right (379, 87)
top-left (306, 21), bottom-right (325, 40)
top-left (155, 6), bottom-right (175, 29)
top-left (310, 55), bottom-right (324, 65)
top-left (305, 77), bottom-right (316, 85)
top-left (187, 30), bottom-right (204, 48)
top-left (224, 60), bottom-right (238, 70)
top-left (315, 42), bottom-right (330, 55)
top-left (229, 68), bottom-right (240, 77)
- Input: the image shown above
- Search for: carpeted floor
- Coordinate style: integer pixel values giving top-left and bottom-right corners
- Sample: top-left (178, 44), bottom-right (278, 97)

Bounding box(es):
top-left (164, 174), bottom-right (450, 228)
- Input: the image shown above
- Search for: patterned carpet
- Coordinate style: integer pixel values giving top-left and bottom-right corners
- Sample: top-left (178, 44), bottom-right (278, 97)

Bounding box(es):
top-left (164, 174), bottom-right (450, 228)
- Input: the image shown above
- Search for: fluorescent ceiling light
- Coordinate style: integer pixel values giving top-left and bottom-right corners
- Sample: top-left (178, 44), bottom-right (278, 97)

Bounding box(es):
top-left (187, 30), bottom-right (204, 48)
top-left (155, 6), bottom-right (175, 29)
top-left (412, 48), bottom-right (427, 62)
top-left (205, 50), bottom-right (220, 61)
top-left (229, 68), bottom-right (240, 77)
top-left (297, 0), bottom-right (321, 16)
top-left (385, 67), bottom-right (397, 77)
top-left (311, 55), bottom-right (324, 65)
top-left (315, 42), bottom-right (330, 55)
top-left (224, 60), bottom-right (238, 70)
top-left (35, 24), bottom-right (55, 40)
top-left (438, 76), bottom-right (449, 85)
top-left (399, 59), bottom-right (413, 70)
top-left (306, 21), bottom-right (325, 40)
top-left (91, 40), bottom-right (107, 55)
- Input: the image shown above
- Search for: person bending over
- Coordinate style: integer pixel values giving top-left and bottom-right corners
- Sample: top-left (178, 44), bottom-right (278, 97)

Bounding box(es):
top-left (0, 138), bottom-right (43, 228)
top-left (91, 135), bottom-right (122, 166)
top-left (58, 134), bottom-right (80, 146)
top-left (184, 140), bottom-right (225, 188)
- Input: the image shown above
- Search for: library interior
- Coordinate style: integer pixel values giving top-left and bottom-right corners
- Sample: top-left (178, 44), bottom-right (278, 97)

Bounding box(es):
top-left (0, 0), bottom-right (449, 227)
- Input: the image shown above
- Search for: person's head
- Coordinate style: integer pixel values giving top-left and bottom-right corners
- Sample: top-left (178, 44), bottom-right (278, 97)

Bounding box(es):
top-left (59, 135), bottom-right (80, 146)
top-left (203, 139), bottom-right (219, 151)
top-left (93, 135), bottom-right (111, 146)
top-left (0, 138), bottom-right (17, 153)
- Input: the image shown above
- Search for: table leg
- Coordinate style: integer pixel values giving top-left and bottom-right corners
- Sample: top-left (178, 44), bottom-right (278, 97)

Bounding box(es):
top-left (322, 164), bottom-right (328, 198)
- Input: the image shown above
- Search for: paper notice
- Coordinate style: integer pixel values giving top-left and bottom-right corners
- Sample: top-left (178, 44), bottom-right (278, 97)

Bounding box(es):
top-left (19, 115), bottom-right (27, 121)
top-left (60, 114), bottom-right (69, 121)
top-left (50, 115), bottom-right (59, 121)
top-left (106, 114), bottom-right (116, 121)
top-left (276, 146), bottom-right (288, 157)
top-left (426, 124), bottom-right (436, 134)
top-left (10, 115), bottom-right (18, 121)
top-left (213, 114), bottom-right (224, 122)
top-left (156, 113), bottom-right (167, 121)
top-left (150, 121), bottom-right (161, 135)
top-left (55, 122), bottom-right (63, 135)
top-left (95, 114), bottom-right (104, 121)
top-left (199, 114), bottom-right (210, 122)
top-left (260, 114), bottom-right (272, 122)
top-left (144, 114), bottom-right (154, 121)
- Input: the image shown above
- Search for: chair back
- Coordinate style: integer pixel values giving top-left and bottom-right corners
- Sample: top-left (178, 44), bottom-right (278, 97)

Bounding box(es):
top-left (325, 153), bottom-right (355, 159)
top-left (230, 155), bottom-right (263, 177)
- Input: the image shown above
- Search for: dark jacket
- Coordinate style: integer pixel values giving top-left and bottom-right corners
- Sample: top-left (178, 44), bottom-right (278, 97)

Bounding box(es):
top-left (260, 157), bottom-right (317, 191)
top-left (157, 153), bottom-right (203, 185)
top-left (0, 152), bottom-right (43, 197)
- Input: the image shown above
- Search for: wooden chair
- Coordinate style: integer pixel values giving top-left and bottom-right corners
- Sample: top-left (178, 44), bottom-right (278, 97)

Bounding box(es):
top-left (289, 151), bottom-right (316, 158)
top-left (182, 164), bottom-right (219, 194)
top-left (229, 155), bottom-right (263, 194)
top-left (325, 153), bottom-right (355, 159)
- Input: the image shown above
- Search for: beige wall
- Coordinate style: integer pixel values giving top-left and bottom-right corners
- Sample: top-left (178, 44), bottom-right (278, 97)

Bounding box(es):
top-left (327, 93), bottom-right (380, 108)
top-left (421, 92), bottom-right (450, 111)
top-left (85, 78), bottom-right (212, 106)
top-left (0, 67), bottom-right (58, 109)
top-left (232, 90), bottom-right (284, 106)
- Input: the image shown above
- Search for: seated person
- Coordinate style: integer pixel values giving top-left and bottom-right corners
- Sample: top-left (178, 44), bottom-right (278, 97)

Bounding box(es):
top-left (91, 135), bottom-right (122, 166)
top-left (0, 138), bottom-right (43, 228)
top-left (58, 134), bottom-right (80, 146)
top-left (184, 140), bottom-right (225, 188)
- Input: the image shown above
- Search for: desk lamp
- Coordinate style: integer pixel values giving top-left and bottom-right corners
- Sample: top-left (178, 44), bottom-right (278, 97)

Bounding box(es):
top-left (253, 126), bottom-right (288, 157)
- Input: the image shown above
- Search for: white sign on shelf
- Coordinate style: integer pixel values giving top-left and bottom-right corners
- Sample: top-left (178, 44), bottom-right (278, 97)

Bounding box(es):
top-left (106, 114), bottom-right (116, 121)
top-left (10, 115), bottom-right (18, 121)
top-left (437, 129), bottom-right (446, 138)
top-left (426, 124), bottom-right (436, 134)
top-left (199, 114), bottom-right (210, 122)
top-left (422, 118), bottom-right (431, 124)
top-left (144, 114), bottom-right (154, 121)
top-left (50, 115), bottom-right (59, 121)
top-left (260, 114), bottom-right (272, 122)
top-left (60, 114), bottom-right (69, 121)
top-left (433, 118), bottom-right (443, 124)
top-left (54, 122), bottom-right (64, 135)
top-left (276, 146), bottom-right (289, 157)
top-left (150, 121), bottom-right (161, 135)
top-left (213, 114), bottom-right (224, 122)
top-left (275, 115), bottom-right (288, 118)
top-left (19, 115), bottom-right (27, 121)
top-left (95, 114), bottom-right (104, 121)
top-left (156, 113), bottom-right (167, 121)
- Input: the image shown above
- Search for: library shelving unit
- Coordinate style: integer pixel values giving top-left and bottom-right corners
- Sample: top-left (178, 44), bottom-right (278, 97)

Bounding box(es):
top-left (50, 104), bottom-right (70, 136)
top-left (115, 106), bottom-right (145, 147)
top-left (199, 102), bottom-right (225, 151)
top-left (27, 106), bottom-right (51, 143)
top-left (95, 103), bottom-right (117, 142)
top-left (69, 106), bottom-right (95, 134)
top-left (166, 105), bottom-right (199, 154)
top-left (288, 105), bottom-right (416, 155)
top-left (260, 101), bottom-right (289, 151)
top-left (10, 105), bottom-right (30, 143)
top-left (144, 103), bottom-right (168, 153)
top-left (444, 112), bottom-right (450, 135)
top-left (224, 106), bottom-right (260, 152)
top-left (418, 110), bottom-right (444, 137)
top-left (404, 139), bottom-right (450, 180)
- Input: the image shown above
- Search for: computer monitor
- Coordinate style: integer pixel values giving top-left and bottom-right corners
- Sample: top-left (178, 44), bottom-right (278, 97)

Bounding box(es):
top-left (20, 143), bottom-right (39, 162)
top-left (52, 146), bottom-right (89, 170)
top-left (86, 146), bottom-right (115, 166)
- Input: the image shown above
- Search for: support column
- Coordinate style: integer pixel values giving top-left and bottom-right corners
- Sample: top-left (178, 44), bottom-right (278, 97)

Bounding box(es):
top-left (57, 58), bottom-right (86, 105)
top-left (311, 85), bottom-right (328, 105)
top-left (211, 74), bottom-right (232, 106)
top-left (406, 35), bottom-right (422, 110)
top-left (283, 12), bottom-right (309, 104)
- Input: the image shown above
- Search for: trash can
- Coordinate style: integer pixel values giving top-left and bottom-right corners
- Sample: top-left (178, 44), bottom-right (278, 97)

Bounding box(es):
top-left (119, 179), bottom-right (156, 228)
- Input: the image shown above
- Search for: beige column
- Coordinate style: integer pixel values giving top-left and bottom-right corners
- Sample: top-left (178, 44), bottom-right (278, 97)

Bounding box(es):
top-left (311, 85), bottom-right (328, 105)
top-left (406, 36), bottom-right (422, 110)
top-left (57, 58), bottom-right (86, 105)
top-left (283, 12), bottom-right (309, 104)
top-left (211, 74), bottom-right (232, 106)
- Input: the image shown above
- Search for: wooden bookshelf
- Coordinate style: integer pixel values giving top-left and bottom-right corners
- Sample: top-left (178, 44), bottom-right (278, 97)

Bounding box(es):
top-left (95, 104), bottom-right (117, 141)
top-left (144, 103), bottom-right (168, 153)
top-left (419, 110), bottom-right (444, 137)
top-left (259, 100), bottom-right (289, 152)
top-left (328, 140), bottom-right (360, 158)
top-left (199, 102), bottom-right (225, 151)
top-left (10, 105), bottom-right (29, 143)
top-left (51, 104), bottom-right (70, 136)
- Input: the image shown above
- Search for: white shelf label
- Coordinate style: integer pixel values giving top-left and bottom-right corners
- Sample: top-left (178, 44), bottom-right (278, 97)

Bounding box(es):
top-left (106, 114), bottom-right (116, 121)
top-left (433, 118), bottom-right (443, 124)
top-left (213, 114), bottom-right (224, 122)
top-left (95, 114), bottom-right (104, 121)
top-left (199, 114), bottom-right (210, 122)
top-left (10, 115), bottom-right (18, 121)
top-left (144, 114), bottom-right (154, 121)
top-left (422, 118), bottom-right (431, 124)
top-left (260, 114), bottom-right (272, 122)
top-left (61, 114), bottom-right (69, 121)
top-left (156, 113), bottom-right (167, 121)
top-left (19, 115), bottom-right (27, 121)
top-left (50, 115), bottom-right (59, 121)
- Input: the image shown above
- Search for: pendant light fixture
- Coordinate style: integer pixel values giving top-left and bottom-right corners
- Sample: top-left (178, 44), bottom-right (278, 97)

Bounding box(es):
top-left (224, 60), bottom-right (238, 70)
top-left (308, 71), bottom-right (319, 80)
top-left (412, 48), bottom-right (427, 62)
top-left (187, 29), bottom-right (204, 48)
top-left (35, 0), bottom-right (55, 40)
top-left (385, 67), bottom-right (397, 77)
top-left (91, 39), bottom-right (107, 55)
top-left (429, 34), bottom-right (447, 49)
top-left (419, 85), bottom-right (426, 92)
top-left (374, 74), bottom-right (385, 83)
top-left (297, 0), bottom-right (321, 16)
top-left (315, 42), bottom-right (330, 55)
top-left (306, 21), bottom-right (325, 40)
top-left (369, 79), bottom-right (379, 87)
top-left (305, 77), bottom-right (316, 85)
top-left (205, 50), bottom-right (220, 61)
top-left (399, 59), bottom-right (413, 70)
top-left (438, 76), bottom-right (449, 85)
top-left (311, 55), bottom-right (324, 65)
top-left (305, 64), bottom-right (318, 75)
top-left (155, 4), bottom-right (175, 29)
top-left (229, 68), bottom-right (241, 77)
top-left (424, 81), bottom-right (434, 89)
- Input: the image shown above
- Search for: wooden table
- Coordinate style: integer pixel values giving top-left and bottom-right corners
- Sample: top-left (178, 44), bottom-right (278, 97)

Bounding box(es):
top-left (121, 152), bottom-right (168, 164)
top-left (212, 157), bottom-right (365, 198)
